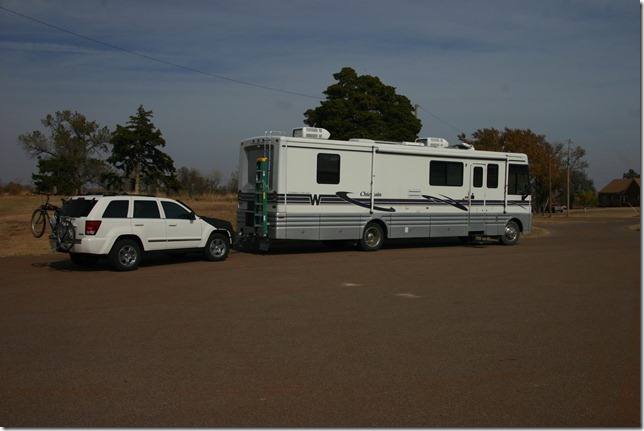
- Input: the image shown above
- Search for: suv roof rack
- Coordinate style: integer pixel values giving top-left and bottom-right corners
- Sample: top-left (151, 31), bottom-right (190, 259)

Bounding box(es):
top-left (74, 192), bottom-right (155, 197)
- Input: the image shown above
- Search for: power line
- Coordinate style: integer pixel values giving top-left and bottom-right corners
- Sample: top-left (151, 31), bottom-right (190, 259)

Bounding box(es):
top-left (1, 5), bottom-right (466, 132)
top-left (415, 104), bottom-right (466, 135)
top-left (0, 5), bottom-right (323, 100)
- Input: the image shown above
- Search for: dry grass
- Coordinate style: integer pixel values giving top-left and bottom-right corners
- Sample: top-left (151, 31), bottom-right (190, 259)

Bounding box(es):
top-left (0, 195), bottom-right (638, 257)
top-left (523, 226), bottom-right (549, 239)
top-left (533, 206), bottom-right (640, 221)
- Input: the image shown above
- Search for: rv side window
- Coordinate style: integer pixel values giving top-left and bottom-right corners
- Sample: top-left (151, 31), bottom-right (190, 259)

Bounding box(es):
top-left (429, 161), bottom-right (463, 187)
top-left (508, 164), bottom-right (529, 195)
top-left (317, 153), bottom-right (340, 184)
top-left (487, 164), bottom-right (499, 189)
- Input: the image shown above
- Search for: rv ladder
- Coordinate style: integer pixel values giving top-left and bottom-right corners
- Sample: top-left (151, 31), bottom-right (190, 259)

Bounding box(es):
top-left (254, 157), bottom-right (269, 237)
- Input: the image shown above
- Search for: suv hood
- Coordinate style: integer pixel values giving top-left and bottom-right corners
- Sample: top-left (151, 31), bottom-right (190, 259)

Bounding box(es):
top-left (202, 216), bottom-right (235, 238)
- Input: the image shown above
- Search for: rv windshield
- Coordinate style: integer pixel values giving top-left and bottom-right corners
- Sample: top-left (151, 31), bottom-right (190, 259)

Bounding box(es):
top-left (245, 146), bottom-right (273, 189)
top-left (508, 164), bottom-right (530, 196)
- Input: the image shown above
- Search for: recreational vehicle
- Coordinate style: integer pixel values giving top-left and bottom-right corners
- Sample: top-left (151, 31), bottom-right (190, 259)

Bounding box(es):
top-left (237, 127), bottom-right (531, 251)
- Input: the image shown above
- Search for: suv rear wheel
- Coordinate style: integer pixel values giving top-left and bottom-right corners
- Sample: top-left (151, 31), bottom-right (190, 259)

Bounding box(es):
top-left (109, 239), bottom-right (141, 271)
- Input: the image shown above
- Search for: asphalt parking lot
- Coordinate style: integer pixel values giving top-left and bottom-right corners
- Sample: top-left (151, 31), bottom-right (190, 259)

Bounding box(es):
top-left (0, 218), bottom-right (640, 427)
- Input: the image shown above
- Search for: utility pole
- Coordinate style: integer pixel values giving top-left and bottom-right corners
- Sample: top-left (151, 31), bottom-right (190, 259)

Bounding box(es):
top-left (548, 151), bottom-right (552, 218)
top-left (566, 139), bottom-right (572, 217)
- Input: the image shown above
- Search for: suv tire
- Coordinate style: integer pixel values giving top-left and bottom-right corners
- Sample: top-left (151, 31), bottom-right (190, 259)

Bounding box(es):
top-left (110, 239), bottom-right (141, 271)
top-left (204, 233), bottom-right (229, 261)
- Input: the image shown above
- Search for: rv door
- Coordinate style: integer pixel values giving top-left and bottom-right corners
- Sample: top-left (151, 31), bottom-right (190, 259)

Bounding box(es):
top-left (369, 146), bottom-right (376, 213)
top-left (468, 163), bottom-right (486, 233)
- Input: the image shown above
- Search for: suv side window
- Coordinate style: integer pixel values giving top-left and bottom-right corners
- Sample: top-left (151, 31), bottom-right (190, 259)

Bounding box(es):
top-left (161, 201), bottom-right (192, 219)
top-left (102, 200), bottom-right (129, 218)
top-left (133, 200), bottom-right (161, 219)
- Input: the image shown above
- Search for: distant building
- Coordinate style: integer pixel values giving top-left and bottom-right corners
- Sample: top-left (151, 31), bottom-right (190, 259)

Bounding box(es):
top-left (598, 178), bottom-right (640, 207)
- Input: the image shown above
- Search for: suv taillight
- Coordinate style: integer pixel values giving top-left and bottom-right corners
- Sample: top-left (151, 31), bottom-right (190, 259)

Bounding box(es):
top-left (85, 220), bottom-right (102, 235)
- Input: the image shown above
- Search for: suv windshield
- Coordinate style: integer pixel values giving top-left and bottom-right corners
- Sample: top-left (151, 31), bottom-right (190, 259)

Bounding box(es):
top-left (60, 198), bottom-right (98, 217)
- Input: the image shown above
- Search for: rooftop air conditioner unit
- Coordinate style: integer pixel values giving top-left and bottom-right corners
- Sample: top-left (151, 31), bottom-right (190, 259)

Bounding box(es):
top-left (292, 127), bottom-right (331, 139)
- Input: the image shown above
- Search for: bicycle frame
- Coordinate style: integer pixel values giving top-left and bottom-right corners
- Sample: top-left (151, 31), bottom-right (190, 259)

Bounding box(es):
top-left (31, 193), bottom-right (75, 251)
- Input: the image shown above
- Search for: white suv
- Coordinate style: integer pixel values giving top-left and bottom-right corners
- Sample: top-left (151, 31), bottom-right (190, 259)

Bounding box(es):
top-left (52, 194), bottom-right (234, 271)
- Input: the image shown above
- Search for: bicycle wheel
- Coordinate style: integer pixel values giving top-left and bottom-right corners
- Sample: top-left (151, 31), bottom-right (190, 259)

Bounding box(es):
top-left (56, 218), bottom-right (76, 252)
top-left (31, 209), bottom-right (46, 238)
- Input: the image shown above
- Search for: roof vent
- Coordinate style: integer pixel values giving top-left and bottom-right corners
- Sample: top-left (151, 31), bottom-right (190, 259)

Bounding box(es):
top-left (292, 127), bottom-right (331, 139)
top-left (450, 142), bottom-right (474, 150)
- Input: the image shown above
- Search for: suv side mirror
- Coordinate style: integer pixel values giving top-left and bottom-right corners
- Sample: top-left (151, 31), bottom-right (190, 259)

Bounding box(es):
top-left (189, 211), bottom-right (197, 220)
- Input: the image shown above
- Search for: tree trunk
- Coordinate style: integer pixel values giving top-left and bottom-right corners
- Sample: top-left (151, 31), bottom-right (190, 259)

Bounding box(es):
top-left (134, 162), bottom-right (141, 194)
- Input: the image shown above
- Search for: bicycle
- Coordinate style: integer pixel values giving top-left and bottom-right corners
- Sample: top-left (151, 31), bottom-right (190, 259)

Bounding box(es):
top-left (30, 192), bottom-right (75, 252)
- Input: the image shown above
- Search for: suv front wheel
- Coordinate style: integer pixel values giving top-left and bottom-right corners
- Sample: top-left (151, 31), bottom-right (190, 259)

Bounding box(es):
top-left (110, 238), bottom-right (142, 271)
top-left (204, 233), bottom-right (229, 261)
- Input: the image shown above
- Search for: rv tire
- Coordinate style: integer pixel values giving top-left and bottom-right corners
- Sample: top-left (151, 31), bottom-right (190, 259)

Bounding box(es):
top-left (359, 222), bottom-right (384, 252)
top-left (500, 220), bottom-right (520, 246)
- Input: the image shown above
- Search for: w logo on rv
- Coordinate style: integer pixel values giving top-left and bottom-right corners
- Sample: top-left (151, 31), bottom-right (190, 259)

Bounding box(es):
top-left (283, 193), bottom-right (337, 206)
top-left (309, 193), bottom-right (335, 206)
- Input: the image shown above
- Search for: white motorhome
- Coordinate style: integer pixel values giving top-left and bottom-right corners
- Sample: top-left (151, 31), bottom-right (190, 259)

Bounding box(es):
top-left (237, 127), bottom-right (531, 251)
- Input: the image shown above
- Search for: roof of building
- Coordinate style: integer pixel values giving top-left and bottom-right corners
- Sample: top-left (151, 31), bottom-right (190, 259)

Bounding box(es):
top-left (598, 178), bottom-right (641, 194)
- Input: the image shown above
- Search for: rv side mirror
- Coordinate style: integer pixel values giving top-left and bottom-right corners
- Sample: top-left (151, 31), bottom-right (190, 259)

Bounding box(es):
top-left (521, 185), bottom-right (531, 201)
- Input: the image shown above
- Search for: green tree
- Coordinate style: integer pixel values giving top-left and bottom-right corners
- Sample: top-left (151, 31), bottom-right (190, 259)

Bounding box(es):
top-left (460, 128), bottom-right (589, 211)
top-left (575, 190), bottom-right (599, 208)
top-left (571, 170), bottom-right (596, 208)
top-left (18, 110), bottom-right (111, 194)
top-left (623, 169), bottom-right (640, 179)
top-left (561, 143), bottom-right (589, 209)
top-left (108, 106), bottom-right (179, 194)
top-left (304, 67), bottom-right (422, 141)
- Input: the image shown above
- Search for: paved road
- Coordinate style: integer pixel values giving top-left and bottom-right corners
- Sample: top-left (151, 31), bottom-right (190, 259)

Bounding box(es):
top-left (0, 219), bottom-right (640, 427)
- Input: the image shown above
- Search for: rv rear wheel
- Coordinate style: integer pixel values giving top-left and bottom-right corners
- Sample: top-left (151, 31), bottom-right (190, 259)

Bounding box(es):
top-left (499, 220), bottom-right (520, 246)
top-left (359, 222), bottom-right (384, 251)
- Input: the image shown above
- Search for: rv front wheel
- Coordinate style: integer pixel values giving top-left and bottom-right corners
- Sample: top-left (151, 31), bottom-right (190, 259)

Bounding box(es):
top-left (359, 222), bottom-right (384, 251)
top-left (500, 220), bottom-right (520, 246)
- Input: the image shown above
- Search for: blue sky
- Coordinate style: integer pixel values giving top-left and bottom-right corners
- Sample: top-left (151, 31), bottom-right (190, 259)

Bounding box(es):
top-left (0, 0), bottom-right (640, 190)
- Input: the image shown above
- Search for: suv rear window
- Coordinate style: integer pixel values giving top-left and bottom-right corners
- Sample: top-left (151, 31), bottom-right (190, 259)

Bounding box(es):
top-left (60, 198), bottom-right (98, 217)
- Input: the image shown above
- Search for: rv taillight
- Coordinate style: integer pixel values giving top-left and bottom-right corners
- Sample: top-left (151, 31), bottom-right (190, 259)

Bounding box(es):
top-left (85, 220), bottom-right (102, 235)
